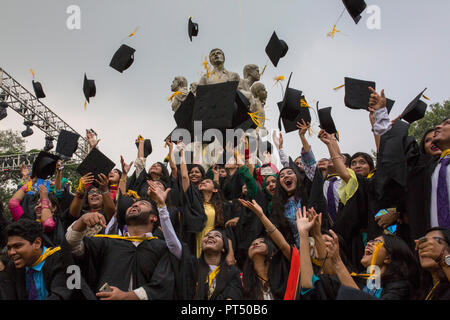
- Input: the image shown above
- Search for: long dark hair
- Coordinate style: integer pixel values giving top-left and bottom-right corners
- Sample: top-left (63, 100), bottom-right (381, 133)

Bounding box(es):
top-left (271, 167), bottom-right (309, 246)
top-left (380, 234), bottom-right (421, 298)
top-left (419, 128), bottom-right (436, 155)
top-left (194, 229), bottom-right (230, 300)
top-left (201, 179), bottom-right (225, 227)
top-left (242, 237), bottom-right (278, 299)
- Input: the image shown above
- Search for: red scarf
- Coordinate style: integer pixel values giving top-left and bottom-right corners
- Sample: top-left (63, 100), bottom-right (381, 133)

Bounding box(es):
top-left (283, 246), bottom-right (300, 300)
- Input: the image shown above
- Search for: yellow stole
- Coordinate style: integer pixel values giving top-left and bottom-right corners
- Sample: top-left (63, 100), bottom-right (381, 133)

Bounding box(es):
top-left (93, 234), bottom-right (158, 243)
top-left (31, 247), bottom-right (61, 267)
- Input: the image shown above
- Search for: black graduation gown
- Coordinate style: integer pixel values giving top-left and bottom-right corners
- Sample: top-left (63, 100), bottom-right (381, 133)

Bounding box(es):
top-left (73, 236), bottom-right (176, 300)
top-left (0, 250), bottom-right (75, 300)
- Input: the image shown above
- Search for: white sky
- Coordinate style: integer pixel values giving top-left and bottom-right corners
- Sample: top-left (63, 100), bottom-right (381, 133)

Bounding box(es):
top-left (1, 0), bottom-right (449, 171)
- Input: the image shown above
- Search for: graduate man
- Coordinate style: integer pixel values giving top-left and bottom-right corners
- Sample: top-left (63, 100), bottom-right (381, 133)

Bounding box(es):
top-left (2, 219), bottom-right (73, 300)
top-left (65, 198), bottom-right (178, 300)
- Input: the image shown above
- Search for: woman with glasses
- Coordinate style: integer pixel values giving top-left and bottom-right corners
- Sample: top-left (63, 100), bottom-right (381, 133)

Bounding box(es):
top-left (323, 231), bottom-right (421, 299)
top-left (68, 172), bottom-right (116, 230)
top-left (415, 227), bottom-right (450, 300)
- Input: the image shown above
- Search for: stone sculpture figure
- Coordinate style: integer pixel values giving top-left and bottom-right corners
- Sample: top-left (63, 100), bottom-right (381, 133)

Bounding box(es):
top-left (170, 76), bottom-right (188, 112)
top-left (199, 48), bottom-right (240, 85)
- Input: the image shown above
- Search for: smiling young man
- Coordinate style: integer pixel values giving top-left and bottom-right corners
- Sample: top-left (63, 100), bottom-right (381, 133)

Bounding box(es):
top-left (2, 219), bottom-right (72, 300)
top-left (65, 198), bottom-right (178, 300)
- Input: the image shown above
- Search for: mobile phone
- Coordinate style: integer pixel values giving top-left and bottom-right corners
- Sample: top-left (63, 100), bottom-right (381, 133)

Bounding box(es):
top-left (99, 282), bottom-right (112, 293)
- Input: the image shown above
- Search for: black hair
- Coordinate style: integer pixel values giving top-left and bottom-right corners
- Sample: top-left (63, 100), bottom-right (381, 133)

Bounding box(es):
top-left (379, 234), bottom-right (421, 299)
top-left (271, 166), bottom-right (309, 246)
top-left (341, 153), bottom-right (351, 167)
top-left (419, 128), bottom-right (437, 155)
top-left (350, 152), bottom-right (375, 172)
top-left (6, 219), bottom-right (43, 248)
top-left (82, 184), bottom-right (104, 212)
top-left (242, 237), bottom-right (278, 299)
top-left (200, 178), bottom-right (225, 227)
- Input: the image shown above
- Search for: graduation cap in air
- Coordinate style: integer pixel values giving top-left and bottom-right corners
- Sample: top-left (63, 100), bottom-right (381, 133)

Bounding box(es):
top-left (188, 17), bottom-right (199, 41)
top-left (135, 135), bottom-right (153, 158)
top-left (76, 147), bottom-right (115, 179)
top-left (317, 102), bottom-right (339, 141)
top-left (192, 81), bottom-right (239, 131)
top-left (342, 0), bottom-right (367, 24)
top-left (265, 31), bottom-right (289, 67)
top-left (109, 44), bottom-right (136, 73)
top-left (400, 88), bottom-right (428, 124)
top-left (83, 74), bottom-right (96, 103)
top-left (32, 80), bottom-right (46, 99)
top-left (277, 73), bottom-right (311, 133)
top-left (56, 130), bottom-right (80, 159)
top-left (174, 91), bottom-right (196, 132)
top-left (31, 151), bottom-right (60, 180)
top-left (344, 77), bottom-right (376, 110)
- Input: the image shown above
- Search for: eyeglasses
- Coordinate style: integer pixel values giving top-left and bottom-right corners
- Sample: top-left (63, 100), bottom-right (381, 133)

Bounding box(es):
top-left (88, 189), bottom-right (101, 196)
top-left (417, 236), bottom-right (447, 245)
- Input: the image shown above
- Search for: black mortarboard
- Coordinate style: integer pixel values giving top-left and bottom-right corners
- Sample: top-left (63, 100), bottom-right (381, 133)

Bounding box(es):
top-left (56, 130), bottom-right (80, 159)
top-left (31, 151), bottom-right (60, 180)
top-left (265, 31), bottom-right (289, 67)
top-left (344, 77), bottom-right (376, 110)
top-left (386, 98), bottom-right (395, 114)
top-left (193, 81), bottom-right (239, 131)
top-left (32, 80), bottom-right (46, 99)
top-left (135, 136), bottom-right (153, 158)
top-left (109, 44), bottom-right (136, 73)
top-left (76, 147), bottom-right (115, 178)
top-left (342, 0), bottom-right (367, 25)
top-left (277, 73), bottom-right (311, 133)
top-left (317, 102), bottom-right (339, 141)
top-left (174, 91), bottom-right (195, 131)
top-left (233, 90), bottom-right (257, 131)
top-left (188, 17), bottom-right (199, 41)
top-left (400, 88), bottom-right (428, 124)
top-left (83, 73), bottom-right (96, 103)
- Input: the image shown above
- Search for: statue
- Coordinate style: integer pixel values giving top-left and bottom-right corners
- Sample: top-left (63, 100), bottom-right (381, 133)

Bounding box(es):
top-left (240, 64), bottom-right (260, 92)
top-left (249, 82), bottom-right (267, 128)
top-left (170, 76), bottom-right (188, 112)
top-left (199, 48), bottom-right (240, 85)
top-left (189, 82), bottom-right (198, 96)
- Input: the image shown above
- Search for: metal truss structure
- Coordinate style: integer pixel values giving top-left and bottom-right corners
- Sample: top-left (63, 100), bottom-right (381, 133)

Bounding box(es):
top-left (0, 67), bottom-right (88, 170)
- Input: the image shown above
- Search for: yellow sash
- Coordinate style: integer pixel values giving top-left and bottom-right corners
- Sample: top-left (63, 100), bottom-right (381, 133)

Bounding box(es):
top-left (206, 265), bottom-right (221, 288)
top-left (440, 149), bottom-right (450, 159)
top-left (93, 234), bottom-right (158, 243)
top-left (31, 247), bottom-right (61, 267)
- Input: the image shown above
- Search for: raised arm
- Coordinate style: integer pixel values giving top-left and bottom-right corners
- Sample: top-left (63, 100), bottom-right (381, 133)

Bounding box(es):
top-left (179, 146), bottom-right (190, 193)
top-left (273, 130), bottom-right (289, 168)
top-left (318, 130), bottom-right (351, 183)
top-left (8, 177), bottom-right (35, 221)
top-left (69, 172), bottom-right (94, 218)
top-left (37, 185), bottom-right (55, 232)
top-left (54, 160), bottom-right (63, 192)
top-left (296, 206), bottom-right (318, 289)
top-left (119, 156), bottom-right (133, 195)
top-left (238, 199), bottom-right (291, 260)
top-left (165, 138), bottom-right (178, 180)
top-left (96, 173), bottom-right (115, 222)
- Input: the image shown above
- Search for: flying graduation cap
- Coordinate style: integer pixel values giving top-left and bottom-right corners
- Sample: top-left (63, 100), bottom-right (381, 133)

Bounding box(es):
top-left (83, 73), bottom-right (96, 106)
top-left (342, 0), bottom-right (367, 24)
top-left (55, 130), bottom-right (80, 159)
top-left (265, 31), bottom-right (289, 67)
top-left (135, 135), bottom-right (153, 158)
top-left (400, 88), bottom-right (428, 124)
top-left (188, 17), bottom-right (199, 41)
top-left (76, 147), bottom-right (115, 179)
top-left (277, 73), bottom-right (311, 133)
top-left (31, 151), bottom-right (60, 180)
top-left (110, 44), bottom-right (136, 73)
top-left (344, 77), bottom-right (376, 110)
top-left (32, 80), bottom-right (46, 99)
top-left (317, 102), bottom-right (339, 141)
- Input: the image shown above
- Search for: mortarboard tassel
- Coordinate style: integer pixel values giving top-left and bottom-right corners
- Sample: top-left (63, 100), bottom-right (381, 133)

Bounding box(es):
top-left (300, 98), bottom-right (310, 108)
top-left (126, 190), bottom-right (140, 200)
top-left (248, 111), bottom-right (267, 128)
top-left (203, 57), bottom-right (211, 79)
top-left (422, 94), bottom-right (430, 101)
top-left (128, 26), bottom-right (140, 38)
top-left (260, 64), bottom-right (267, 77)
top-left (84, 100), bottom-right (87, 111)
top-left (29, 69), bottom-right (35, 79)
top-left (327, 25), bottom-right (341, 39)
top-left (333, 84), bottom-right (345, 91)
top-left (273, 75), bottom-right (285, 85)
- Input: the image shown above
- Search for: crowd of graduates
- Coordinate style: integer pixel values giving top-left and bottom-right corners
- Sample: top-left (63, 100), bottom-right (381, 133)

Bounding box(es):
top-left (0, 87), bottom-right (449, 301)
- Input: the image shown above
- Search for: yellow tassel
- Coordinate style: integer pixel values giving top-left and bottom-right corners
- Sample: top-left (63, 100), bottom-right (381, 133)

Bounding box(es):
top-left (333, 84), bottom-right (345, 91)
top-left (336, 131), bottom-right (340, 141)
top-left (168, 91), bottom-right (184, 101)
top-left (327, 25), bottom-right (340, 39)
top-left (29, 68), bottom-right (35, 79)
top-left (260, 65), bottom-right (267, 77)
top-left (84, 101), bottom-right (87, 110)
top-left (300, 98), bottom-right (310, 108)
top-left (423, 95), bottom-right (430, 101)
top-left (203, 57), bottom-right (211, 78)
top-left (128, 26), bottom-right (139, 38)
top-left (248, 111), bottom-right (266, 128)
top-left (273, 75), bottom-right (285, 83)
top-left (369, 242), bottom-right (384, 275)
top-left (126, 190), bottom-right (140, 200)
top-left (137, 135), bottom-right (145, 141)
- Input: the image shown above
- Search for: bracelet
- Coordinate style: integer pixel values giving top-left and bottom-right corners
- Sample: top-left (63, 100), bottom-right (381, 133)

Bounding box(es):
top-left (20, 185), bottom-right (27, 192)
top-left (266, 226), bottom-right (277, 234)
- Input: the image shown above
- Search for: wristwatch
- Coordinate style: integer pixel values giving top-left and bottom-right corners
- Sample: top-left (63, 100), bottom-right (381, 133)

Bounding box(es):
top-left (443, 255), bottom-right (450, 268)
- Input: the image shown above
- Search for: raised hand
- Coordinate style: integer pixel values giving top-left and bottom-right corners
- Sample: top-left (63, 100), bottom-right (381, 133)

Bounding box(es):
top-left (324, 229), bottom-right (341, 263)
top-left (96, 173), bottom-right (109, 193)
top-left (147, 180), bottom-right (171, 207)
top-left (80, 172), bottom-right (95, 186)
top-left (368, 87), bottom-right (386, 112)
top-left (272, 130), bottom-right (283, 150)
top-left (80, 212), bottom-right (107, 230)
top-left (296, 119), bottom-right (310, 137)
top-left (238, 199), bottom-right (264, 217)
top-left (296, 206), bottom-right (317, 237)
top-left (307, 207), bottom-right (323, 238)
top-left (318, 129), bottom-right (333, 145)
top-left (38, 184), bottom-right (49, 199)
top-left (86, 129), bottom-right (101, 150)
top-left (20, 162), bottom-right (30, 179)
top-left (120, 156), bottom-right (133, 175)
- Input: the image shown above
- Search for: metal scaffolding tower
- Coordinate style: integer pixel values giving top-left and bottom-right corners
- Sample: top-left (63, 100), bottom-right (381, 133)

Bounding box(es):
top-left (0, 67), bottom-right (88, 170)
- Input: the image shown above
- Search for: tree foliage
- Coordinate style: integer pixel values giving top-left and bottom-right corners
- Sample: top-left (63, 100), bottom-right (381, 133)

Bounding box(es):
top-left (408, 99), bottom-right (450, 142)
